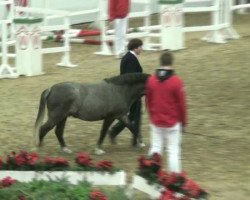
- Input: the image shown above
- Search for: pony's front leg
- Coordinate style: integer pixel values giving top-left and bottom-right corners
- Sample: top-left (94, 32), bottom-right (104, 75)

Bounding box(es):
top-left (95, 118), bottom-right (115, 155)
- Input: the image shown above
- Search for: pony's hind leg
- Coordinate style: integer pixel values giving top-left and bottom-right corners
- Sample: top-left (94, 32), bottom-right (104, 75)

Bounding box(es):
top-left (55, 117), bottom-right (72, 154)
top-left (95, 118), bottom-right (115, 155)
top-left (39, 120), bottom-right (56, 147)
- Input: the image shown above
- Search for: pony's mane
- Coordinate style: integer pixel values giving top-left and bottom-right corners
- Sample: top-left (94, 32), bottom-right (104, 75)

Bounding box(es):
top-left (104, 73), bottom-right (150, 85)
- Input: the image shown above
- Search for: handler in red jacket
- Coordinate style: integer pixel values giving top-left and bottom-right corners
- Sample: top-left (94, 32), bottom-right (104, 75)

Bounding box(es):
top-left (109, 0), bottom-right (130, 58)
top-left (145, 51), bottom-right (187, 173)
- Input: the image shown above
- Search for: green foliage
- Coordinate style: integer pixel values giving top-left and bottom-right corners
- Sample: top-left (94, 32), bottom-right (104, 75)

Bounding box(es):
top-left (0, 178), bottom-right (129, 200)
top-left (100, 187), bottom-right (129, 200)
top-left (137, 170), bottom-right (159, 184)
top-left (0, 179), bottom-right (92, 200)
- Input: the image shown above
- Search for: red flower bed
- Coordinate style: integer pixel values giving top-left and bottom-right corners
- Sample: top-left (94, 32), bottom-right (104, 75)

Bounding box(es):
top-left (137, 154), bottom-right (209, 200)
top-left (0, 176), bottom-right (16, 188)
top-left (43, 157), bottom-right (69, 170)
top-left (0, 151), bottom-right (116, 172)
top-left (96, 160), bottom-right (113, 171)
top-left (4, 151), bottom-right (39, 170)
top-left (75, 152), bottom-right (114, 171)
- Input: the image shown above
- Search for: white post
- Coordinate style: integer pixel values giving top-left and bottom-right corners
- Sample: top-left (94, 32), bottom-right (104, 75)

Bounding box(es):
top-left (14, 17), bottom-right (44, 76)
top-left (43, 0), bottom-right (48, 26)
top-left (9, 0), bottom-right (15, 40)
top-left (95, 0), bottom-right (113, 55)
top-left (1, 21), bottom-right (8, 67)
top-left (57, 16), bottom-right (77, 67)
top-left (223, 0), bottom-right (240, 39)
top-left (237, 0), bottom-right (248, 14)
top-left (202, 0), bottom-right (226, 43)
top-left (142, 0), bottom-right (151, 50)
top-left (0, 20), bottom-right (18, 79)
top-left (159, 0), bottom-right (184, 50)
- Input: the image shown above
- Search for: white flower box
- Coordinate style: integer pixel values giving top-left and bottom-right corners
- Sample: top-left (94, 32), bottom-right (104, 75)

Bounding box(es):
top-left (0, 170), bottom-right (126, 186)
top-left (132, 175), bottom-right (164, 199)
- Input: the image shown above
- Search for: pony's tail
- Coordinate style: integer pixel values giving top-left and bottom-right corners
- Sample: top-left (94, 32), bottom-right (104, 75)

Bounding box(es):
top-left (34, 88), bottom-right (51, 132)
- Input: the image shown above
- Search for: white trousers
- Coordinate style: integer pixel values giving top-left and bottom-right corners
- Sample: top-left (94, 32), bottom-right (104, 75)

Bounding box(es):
top-left (114, 17), bottom-right (128, 55)
top-left (148, 123), bottom-right (182, 173)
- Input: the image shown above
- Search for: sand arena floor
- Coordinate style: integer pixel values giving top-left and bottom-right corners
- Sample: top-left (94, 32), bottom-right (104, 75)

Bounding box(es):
top-left (0, 13), bottom-right (250, 199)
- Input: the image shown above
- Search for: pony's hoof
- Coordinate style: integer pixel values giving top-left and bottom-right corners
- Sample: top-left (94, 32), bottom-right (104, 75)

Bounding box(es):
top-left (95, 148), bottom-right (105, 155)
top-left (30, 147), bottom-right (38, 152)
top-left (62, 147), bottom-right (73, 154)
top-left (138, 142), bottom-right (146, 148)
top-left (38, 141), bottom-right (44, 148)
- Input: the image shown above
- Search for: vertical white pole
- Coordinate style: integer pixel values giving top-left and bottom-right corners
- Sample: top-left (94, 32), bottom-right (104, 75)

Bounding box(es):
top-left (1, 21), bottom-right (8, 67)
top-left (202, 0), bottom-right (225, 43)
top-left (224, 0), bottom-right (240, 39)
top-left (95, 0), bottom-right (113, 55)
top-left (43, 0), bottom-right (48, 26)
top-left (9, 0), bottom-right (15, 40)
top-left (0, 20), bottom-right (18, 78)
top-left (99, 0), bottom-right (106, 46)
top-left (225, 0), bottom-right (231, 26)
top-left (237, 0), bottom-right (247, 14)
top-left (57, 16), bottom-right (76, 67)
top-left (143, 0), bottom-right (150, 50)
top-left (213, 0), bottom-right (220, 32)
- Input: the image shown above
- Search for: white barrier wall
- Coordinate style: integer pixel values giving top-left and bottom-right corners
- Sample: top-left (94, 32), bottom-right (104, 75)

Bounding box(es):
top-left (184, 0), bottom-right (213, 7)
top-left (11, 0), bottom-right (160, 25)
top-left (0, 0), bottom-right (248, 25)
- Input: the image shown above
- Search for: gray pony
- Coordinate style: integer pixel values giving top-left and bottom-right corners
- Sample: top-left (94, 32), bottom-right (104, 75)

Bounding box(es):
top-left (35, 73), bottom-right (150, 154)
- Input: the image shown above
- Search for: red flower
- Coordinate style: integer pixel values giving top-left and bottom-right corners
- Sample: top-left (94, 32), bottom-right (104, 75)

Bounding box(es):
top-left (167, 173), bottom-right (179, 185)
top-left (160, 190), bottom-right (175, 200)
top-left (44, 157), bottom-right (69, 166)
top-left (0, 176), bottom-right (16, 188)
top-left (139, 153), bottom-right (161, 167)
top-left (75, 152), bottom-right (93, 167)
top-left (27, 152), bottom-right (39, 166)
top-left (142, 159), bottom-right (153, 167)
top-left (90, 189), bottom-right (107, 200)
top-left (5, 151), bottom-right (39, 169)
top-left (158, 170), bottom-right (169, 186)
top-left (96, 160), bottom-right (113, 170)
top-left (152, 153), bottom-right (162, 165)
top-left (181, 177), bottom-right (204, 198)
top-left (15, 153), bottom-right (26, 166)
top-left (138, 154), bottom-right (162, 175)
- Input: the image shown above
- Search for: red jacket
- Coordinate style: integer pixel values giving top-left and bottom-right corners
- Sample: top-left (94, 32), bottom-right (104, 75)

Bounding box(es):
top-left (109, 0), bottom-right (130, 21)
top-left (145, 73), bottom-right (187, 128)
